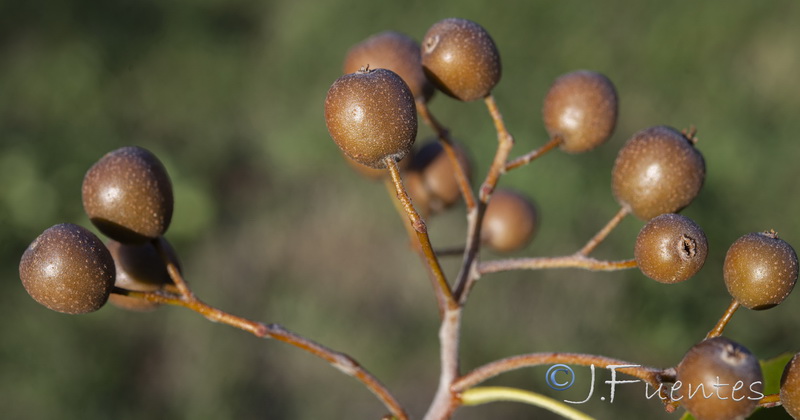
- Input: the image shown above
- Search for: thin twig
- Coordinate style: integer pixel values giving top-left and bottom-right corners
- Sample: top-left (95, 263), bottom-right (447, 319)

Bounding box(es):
top-left (385, 157), bottom-right (458, 311)
top-left (759, 393), bottom-right (782, 408)
top-left (112, 287), bottom-right (409, 420)
top-left (577, 206), bottom-right (630, 256)
top-left (504, 135), bottom-right (563, 172)
top-left (153, 237), bottom-right (193, 298)
top-left (453, 94), bottom-right (516, 304)
top-left (706, 299), bottom-right (741, 339)
top-left (479, 255), bottom-right (637, 275)
top-left (384, 178), bottom-right (424, 253)
top-left (452, 352), bottom-right (665, 392)
top-left (478, 94), bottom-right (515, 202)
top-left (452, 205), bottom-right (484, 304)
top-left (417, 99), bottom-right (476, 212)
top-left (435, 246), bottom-right (467, 257)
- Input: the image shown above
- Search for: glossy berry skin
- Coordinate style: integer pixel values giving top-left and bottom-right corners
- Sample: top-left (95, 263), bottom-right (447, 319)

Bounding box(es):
top-left (325, 68), bottom-right (418, 169)
top-left (781, 353), bottom-right (800, 419)
top-left (611, 126), bottom-right (705, 220)
top-left (481, 190), bottom-right (538, 253)
top-left (410, 140), bottom-right (472, 212)
top-left (19, 223), bottom-right (116, 314)
top-left (543, 70), bottom-right (618, 153)
top-left (634, 213), bottom-right (708, 284)
top-left (675, 337), bottom-right (763, 420)
top-left (421, 18), bottom-right (501, 102)
top-left (343, 31), bottom-right (434, 103)
top-left (107, 238), bottom-right (179, 311)
top-left (723, 231), bottom-right (798, 310)
top-left (82, 146), bottom-right (174, 244)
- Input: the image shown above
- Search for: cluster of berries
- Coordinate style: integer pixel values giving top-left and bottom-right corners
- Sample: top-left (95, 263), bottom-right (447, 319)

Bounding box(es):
top-left (20, 147), bottom-right (179, 314)
top-left (323, 17), bottom-right (800, 420)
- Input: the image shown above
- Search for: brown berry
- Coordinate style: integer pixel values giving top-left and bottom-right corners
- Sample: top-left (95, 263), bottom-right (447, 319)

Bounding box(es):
top-left (82, 146), bottom-right (174, 244)
top-left (343, 31), bottom-right (434, 103)
top-left (675, 337), bottom-right (763, 420)
top-left (634, 213), bottom-right (708, 284)
top-left (481, 190), bottom-right (538, 253)
top-left (404, 170), bottom-right (432, 217)
top-left (421, 18), bottom-right (501, 101)
top-left (410, 140), bottom-right (472, 212)
top-left (107, 237), bottom-right (180, 311)
top-left (543, 70), bottom-right (618, 153)
top-left (611, 126), bottom-right (705, 220)
top-left (781, 353), bottom-right (800, 419)
top-left (19, 223), bottom-right (116, 314)
top-left (325, 68), bottom-right (418, 169)
top-left (723, 231), bottom-right (798, 310)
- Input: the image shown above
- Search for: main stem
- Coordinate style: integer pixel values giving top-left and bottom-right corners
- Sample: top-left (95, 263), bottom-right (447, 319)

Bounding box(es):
top-left (423, 307), bottom-right (463, 420)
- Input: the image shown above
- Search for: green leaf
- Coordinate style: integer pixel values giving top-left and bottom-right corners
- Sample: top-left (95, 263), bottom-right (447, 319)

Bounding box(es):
top-left (761, 353), bottom-right (795, 396)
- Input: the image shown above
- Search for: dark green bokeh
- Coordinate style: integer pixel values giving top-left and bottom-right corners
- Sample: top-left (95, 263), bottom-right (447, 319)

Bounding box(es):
top-left (2, 1), bottom-right (800, 419)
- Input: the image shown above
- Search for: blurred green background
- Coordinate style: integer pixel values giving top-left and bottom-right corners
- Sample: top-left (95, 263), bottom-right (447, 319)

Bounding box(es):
top-left (2, 0), bottom-right (800, 419)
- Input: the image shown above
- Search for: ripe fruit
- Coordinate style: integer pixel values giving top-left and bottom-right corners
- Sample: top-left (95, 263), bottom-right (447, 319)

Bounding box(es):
top-left (19, 223), bottom-right (116, 314)
top-left (781, 353), bottom-right (800, 419)
top-left (634, 213), bottom-right (708, 284)
top-left (409, 140), bottom-right (472, 212)
top-left (107, 238), bottom-right (180, 311)
top-left (723, 231), bottom-right (798, 310)
top-left (542, 70), bottom-right (618, 153)
top-left (675, 337), bottom-right (763, 420)
top-left (481, 190), bottom-right (538, 253)
top-left (611, 126), bottom-right (705, 220)
top-left (343, 31), bottom-right (434, 103)
top-left (325, 68), bottom-right (418, 169)
top-left (82, 146), bottom-right (174, 244)
top-left (421, 18), bottom-right (501, 101)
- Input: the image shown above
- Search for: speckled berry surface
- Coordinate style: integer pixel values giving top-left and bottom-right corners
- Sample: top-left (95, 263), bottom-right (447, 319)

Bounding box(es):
top-left (543, 70), bottom-right (618, 153)
top-left (343, 31), bottom-right (434, 102)
top-left (481, 189), bottom-right (538, 253)
top-left (325, 68), bottom-right (417, 169)
top-left (781, 353), bottom-right (800, 419)
top-left (611, 126), bottom-right (705, 220)
top-left (82, 146), bottom-right (174, 243)
top-left (723, 231), bottom-right (798, 310)
top-left (634, 213), bottom-right (708, 284)
top-left (19, 223), bottom-right (116, 314)
top-left (676, 337), bottom-right (763, 420)
top-left (421, 18), bottom-right (501, 102)
top-left (410, 140), bottom-right (471, 212)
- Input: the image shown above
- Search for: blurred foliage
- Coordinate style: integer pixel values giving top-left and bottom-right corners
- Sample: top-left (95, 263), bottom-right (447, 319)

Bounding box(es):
top-left (2, 0), bottom-right (800, 419)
